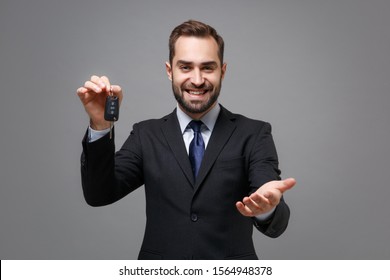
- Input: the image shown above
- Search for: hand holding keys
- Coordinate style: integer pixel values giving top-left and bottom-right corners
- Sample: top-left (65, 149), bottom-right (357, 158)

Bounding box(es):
top-left (77, 75), bottom-right (123, 136)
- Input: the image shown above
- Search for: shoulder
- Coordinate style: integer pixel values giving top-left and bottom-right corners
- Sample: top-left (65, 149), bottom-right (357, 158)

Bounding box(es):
top-left (219, 105), bottom-right (272, 131)
top-left (129, 109), bottom-right (177, 131)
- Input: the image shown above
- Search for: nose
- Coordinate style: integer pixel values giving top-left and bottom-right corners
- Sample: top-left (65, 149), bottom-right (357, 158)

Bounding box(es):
top-left (190, 69), bottom-right (204, 87)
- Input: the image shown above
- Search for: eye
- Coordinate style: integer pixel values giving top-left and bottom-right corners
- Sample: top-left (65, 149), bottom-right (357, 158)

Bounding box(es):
top-left (179, 65), bottom-right (191, 72)
top-left (202, 65), bottom-right (215, 72)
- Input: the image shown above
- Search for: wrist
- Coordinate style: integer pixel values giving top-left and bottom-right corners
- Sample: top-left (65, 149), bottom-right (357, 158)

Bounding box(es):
top-left (90, 120), bottom-right (110, 131)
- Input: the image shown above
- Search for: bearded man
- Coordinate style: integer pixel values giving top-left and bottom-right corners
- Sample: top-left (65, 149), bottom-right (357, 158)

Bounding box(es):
top-left (77, 20), bottom-right (295, 260)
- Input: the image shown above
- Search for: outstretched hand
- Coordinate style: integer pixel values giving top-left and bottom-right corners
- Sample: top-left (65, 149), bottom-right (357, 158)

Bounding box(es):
top-left (236, 178), bottom-right (296, 217)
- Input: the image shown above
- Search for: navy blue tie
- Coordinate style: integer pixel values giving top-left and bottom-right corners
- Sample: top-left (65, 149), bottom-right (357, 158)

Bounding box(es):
top-left (189, 120), bottom-right (205, 179)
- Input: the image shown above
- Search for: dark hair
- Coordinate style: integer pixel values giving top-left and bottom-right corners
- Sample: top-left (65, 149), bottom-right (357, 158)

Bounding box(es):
top-left (169, 20), bottom-right (224, 65)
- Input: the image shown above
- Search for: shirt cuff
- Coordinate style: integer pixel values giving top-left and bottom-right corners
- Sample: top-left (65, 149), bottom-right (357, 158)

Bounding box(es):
top-left (88, 126), bottom-right (110, 142)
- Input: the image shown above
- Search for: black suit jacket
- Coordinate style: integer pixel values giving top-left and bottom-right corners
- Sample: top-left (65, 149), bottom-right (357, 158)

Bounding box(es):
top-left (80, 105), bottom-right (290, 259)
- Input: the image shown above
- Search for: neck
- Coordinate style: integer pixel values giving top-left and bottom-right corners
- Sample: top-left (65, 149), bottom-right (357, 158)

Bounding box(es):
top-left (179, 102), bottom-right (218, 120)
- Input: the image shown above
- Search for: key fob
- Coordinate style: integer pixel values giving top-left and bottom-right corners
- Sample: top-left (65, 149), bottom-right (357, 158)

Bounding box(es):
top-left (104, 95), bottom-right (119, 121)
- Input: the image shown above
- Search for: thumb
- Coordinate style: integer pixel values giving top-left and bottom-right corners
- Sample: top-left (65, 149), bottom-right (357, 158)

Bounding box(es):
top-left (111, 85), bottom-right (123, 104)
top-left (275, 177), bottom-right (296, 193)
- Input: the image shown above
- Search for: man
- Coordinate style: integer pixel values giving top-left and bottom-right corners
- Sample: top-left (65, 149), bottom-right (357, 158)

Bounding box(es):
top-left (77, 20), bottom-right (295, 260)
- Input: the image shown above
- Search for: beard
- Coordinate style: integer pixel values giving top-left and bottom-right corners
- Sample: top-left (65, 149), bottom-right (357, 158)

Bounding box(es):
top-left (171, 77), bottom-right (222, 115)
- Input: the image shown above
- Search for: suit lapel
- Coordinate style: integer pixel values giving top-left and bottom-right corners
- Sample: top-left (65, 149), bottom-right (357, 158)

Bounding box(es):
top-left (161, 109), bottom-right (195, 187)
top-left (195, 106), bottom-right (237, 190)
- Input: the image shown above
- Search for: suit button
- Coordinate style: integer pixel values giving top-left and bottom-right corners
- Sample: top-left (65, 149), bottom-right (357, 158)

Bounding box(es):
top-left (191, 213), bottom-right (198, 222)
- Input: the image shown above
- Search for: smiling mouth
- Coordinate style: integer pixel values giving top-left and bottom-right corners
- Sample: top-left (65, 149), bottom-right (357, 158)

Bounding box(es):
top-left (185, 89), bottom-right (208, 95)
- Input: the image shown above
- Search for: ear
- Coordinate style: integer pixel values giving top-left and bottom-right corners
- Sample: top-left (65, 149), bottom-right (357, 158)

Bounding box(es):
top-left (221, 62), bottom-right (227, 80)
top-left (165, 62), bottom-right (172, 81)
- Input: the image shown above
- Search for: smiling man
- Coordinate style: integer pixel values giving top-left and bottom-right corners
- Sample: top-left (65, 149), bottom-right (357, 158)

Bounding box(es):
top-left (77, 20), bottom-right (295, 260)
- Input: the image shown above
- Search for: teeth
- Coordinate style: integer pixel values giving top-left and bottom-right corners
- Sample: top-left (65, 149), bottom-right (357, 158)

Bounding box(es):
top-left (188, 90), bottom-right (205, 95)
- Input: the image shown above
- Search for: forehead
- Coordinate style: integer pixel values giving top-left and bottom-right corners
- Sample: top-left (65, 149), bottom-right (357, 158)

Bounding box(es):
top-left (173, 36), bottom-right (219, 64)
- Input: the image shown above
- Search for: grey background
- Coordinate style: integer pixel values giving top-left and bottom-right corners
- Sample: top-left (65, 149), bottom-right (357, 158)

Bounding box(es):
top-left (1, 0), bottom-right (389, 259)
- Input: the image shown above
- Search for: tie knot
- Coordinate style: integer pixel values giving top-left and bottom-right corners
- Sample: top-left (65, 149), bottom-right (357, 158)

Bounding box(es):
top-left (189, 120), bottom-right (203, 133)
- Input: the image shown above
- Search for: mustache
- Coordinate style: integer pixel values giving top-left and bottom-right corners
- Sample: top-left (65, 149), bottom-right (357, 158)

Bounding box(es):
top-left (182, 82), bottom-right (213, 91)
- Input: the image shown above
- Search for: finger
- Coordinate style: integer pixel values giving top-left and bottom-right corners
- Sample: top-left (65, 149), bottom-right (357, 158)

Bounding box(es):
top-left (77, 87), bottom-right (90, 103)
top-left (100, 76), bottom-right (111, 92)
top-left (250, 194), bottom-right (275, 213)
top-left (91, 75), bottom-right (107, 90)
top-left (111, 84), bottom-right (122, 94)
top-left (275, 177), bottom-right (296, 193)
top-left (109, 84), bottom-right (123, 105)
top-left (242, 196), bottom-right (265, 214)
top-left (84, 80), bottom-right (102, 93)
top-left (235, 201), bottom-right (254, 217)
top-left (111, 85), bottom-right (123, 97)
top-left (76, 87), bottom-right (88, 96)
top-left (250, 192), bottom-right (270, 206)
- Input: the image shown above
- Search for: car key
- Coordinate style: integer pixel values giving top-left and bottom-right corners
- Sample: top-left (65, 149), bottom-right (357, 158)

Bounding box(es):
top-left (104, 87), bottom-right (119, 139)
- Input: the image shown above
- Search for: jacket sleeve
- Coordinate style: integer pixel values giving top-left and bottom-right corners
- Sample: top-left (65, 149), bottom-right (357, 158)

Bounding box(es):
top-left (80, 125), bottom-right (144, 206)
top-left (252, 196), bottom-right (290, 238)
top-left (248, 122), bottom-right (291, 237)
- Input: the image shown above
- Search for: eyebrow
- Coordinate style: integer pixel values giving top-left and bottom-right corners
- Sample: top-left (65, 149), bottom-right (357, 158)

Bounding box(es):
top-left (176, 60), bottom-right (218, 67)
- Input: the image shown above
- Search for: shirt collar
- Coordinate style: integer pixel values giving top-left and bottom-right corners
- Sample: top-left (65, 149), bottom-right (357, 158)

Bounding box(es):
top-left (176, 103), bottom-right (221, 134)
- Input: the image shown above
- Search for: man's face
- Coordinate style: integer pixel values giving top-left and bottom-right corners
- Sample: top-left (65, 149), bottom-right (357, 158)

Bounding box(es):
top-left (166, 36), bottom-right (227, 119)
